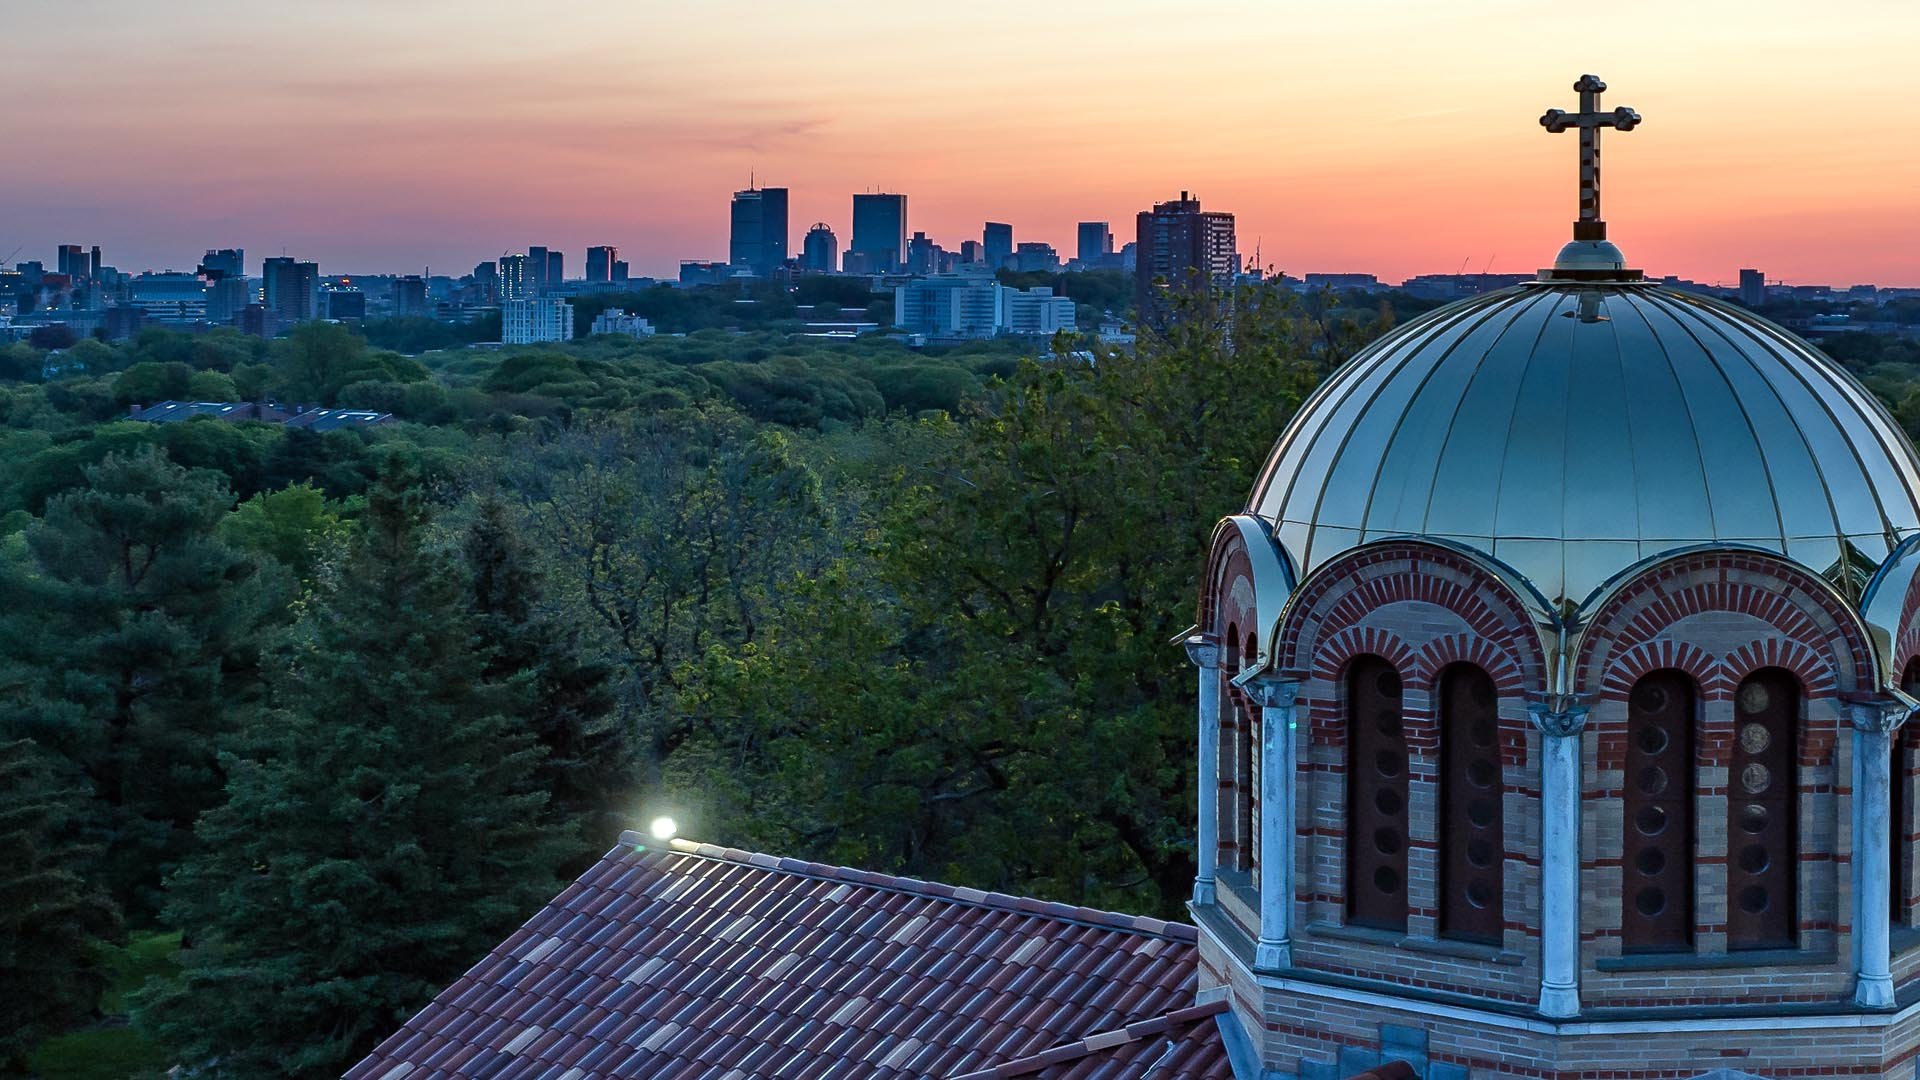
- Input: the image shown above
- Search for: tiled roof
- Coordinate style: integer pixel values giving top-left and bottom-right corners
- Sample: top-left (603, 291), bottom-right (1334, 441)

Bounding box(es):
top-left (344, 834), bottom-right (1229, 1080)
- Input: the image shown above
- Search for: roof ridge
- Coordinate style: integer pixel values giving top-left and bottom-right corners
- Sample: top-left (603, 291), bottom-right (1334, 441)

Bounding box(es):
top-left (613, 832), bottom-right (1197, 943)
top-left (944, 1000), bottom-right (1229, 1080)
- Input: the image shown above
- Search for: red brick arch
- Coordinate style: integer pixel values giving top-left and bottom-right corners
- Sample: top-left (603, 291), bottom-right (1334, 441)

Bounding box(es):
top-left (1573, 550), bottom-right (1877, 702)
top-left (1271, 540), bottom-right (1551, 698)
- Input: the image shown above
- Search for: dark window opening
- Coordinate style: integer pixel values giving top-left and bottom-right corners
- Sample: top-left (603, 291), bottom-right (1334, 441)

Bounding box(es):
top-left (1727, 667), bottom-right (1799, 951)
top-left (1347, 655), bottom-right (1408, 932)
top-left (1622, 669), bottom-right (1695, 953)
top-left (1439, 664), bottom-right (1503, 945)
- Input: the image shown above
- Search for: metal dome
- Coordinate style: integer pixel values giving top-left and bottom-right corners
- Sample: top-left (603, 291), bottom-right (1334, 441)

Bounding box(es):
top-left (1247, 282), bottom-right (1920, 609)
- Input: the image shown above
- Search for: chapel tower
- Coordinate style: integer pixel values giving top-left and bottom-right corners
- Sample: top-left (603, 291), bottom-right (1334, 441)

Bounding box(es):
top-left (1187, 76), bottom-right (1920, 1080)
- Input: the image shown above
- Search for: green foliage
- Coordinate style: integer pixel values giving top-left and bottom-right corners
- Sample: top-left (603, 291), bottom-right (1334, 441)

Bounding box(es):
top-left (0, 449), bottom-right (290, 917)
top-left (134, 461), bottom-right (569, 1080)
top-left (219, 482), bottom-right (352, 586)
top-left (0, 739), bottom-right (124, 1076)
top-left (463, 498), bottom-right (623, 858)
top-left (270, 323), bottom-right (427, 405)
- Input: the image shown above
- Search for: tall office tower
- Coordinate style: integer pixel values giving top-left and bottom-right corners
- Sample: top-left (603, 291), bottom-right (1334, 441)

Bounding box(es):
top-left (546, 249), bottom-right (563, 286)
top-left (206, 276), bottom-right (251, 324)
top-left (1076, 222), bottom-right (1113, 265)
top-left (983, 222), bottom-right (1013, 270)
top-left (528, 246), bottom-right (551, 295)
top-left (802, 223), bottom-right (838, 272)
top-left (1739, 267), bottom-right (1766, 307)
top-left (906, 231), bottom-right (942, 275)
top-left (261, 256), bottom-right (320, 329)
top-left (1134, 191), bottom-right (1238, 327)
top-left (57, 244), bottom-right (93, 282)
top-left (730, 186), bottom-right (790, 277)
top-left (472, 260), bottom-right (499, 302)
top-left (851, 193), bottom-right (908, 272)
top-left (611, 260), bottom-right (630, 282)
top-left (499, 254), bottom-right (531, 301)
top-left (586, 245), bottom-right (618, 283)
top-left (201, 248), bottom-right (245, 280)
top-left (393, 275), bottom-right (428, 317)
top-left (958, 240), bottom-right (984, 265)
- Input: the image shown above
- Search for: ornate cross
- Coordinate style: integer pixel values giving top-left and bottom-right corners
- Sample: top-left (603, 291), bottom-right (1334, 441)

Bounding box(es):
top-left (1540, 75), bottom-right (1641, 241)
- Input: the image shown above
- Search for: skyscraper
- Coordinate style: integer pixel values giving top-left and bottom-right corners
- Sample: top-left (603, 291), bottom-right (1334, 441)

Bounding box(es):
top-left (200, 248), bottom-right (245, 280)
top-left (261, 256), bottom-right (320, 330)
top-left (851, 193), bottom-right (908, 272)
top-left (392, 275), bottom-right (428, 317)
top-left (528, 245), bottom-right (552, 295)
top-left (1740, 267), bottom-right (1766, 307)
top-left (730, 186), bottom-right (790, 277)
top-left (1076, 222), bottom-right (1112, 265)
top-left (1134, 191), bottom-right (1237, 327)
top-left (546, 249), bottom-right (563, 286)
top-left (586, 246), bottom-right (618, 283)
top-left (499, 254), bottom-right (530, 301)
top-left (905, 231), bottom-right (941, 276)
top-left (56, 244), bottom-right (94, 282)
top-left (983, 222), bottom-right (1012, 270)
top-left (802, 223), bottom-right (838, 272)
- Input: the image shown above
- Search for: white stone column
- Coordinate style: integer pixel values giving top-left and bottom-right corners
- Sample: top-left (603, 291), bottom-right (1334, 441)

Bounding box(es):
top-left (1247, 677), bottom-right (1301, 971)
top-left (1850, 697), bottom-right (1909, 1009)
top-left (1185, 636), bottom-right (1223, 906)
top-left (1528, 699), bottom-right (1588, 1019)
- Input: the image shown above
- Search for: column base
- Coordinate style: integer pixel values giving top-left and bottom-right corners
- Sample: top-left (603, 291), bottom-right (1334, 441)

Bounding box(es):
top-left (1191, 879), bottom-right (1216, 906)
top-left (1254, 938), bottom-right (1291, 971)
top-left (1538, 983), bottom-right (1579, 1019)
top-left (1855, 973), bottom-right (1896, 1010)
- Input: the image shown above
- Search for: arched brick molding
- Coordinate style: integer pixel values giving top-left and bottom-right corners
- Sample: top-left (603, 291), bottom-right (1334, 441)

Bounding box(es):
top-left (1271, 541), bottom-right (1552, 698)
top-left (1573, 549), bottom-right (1877, 703)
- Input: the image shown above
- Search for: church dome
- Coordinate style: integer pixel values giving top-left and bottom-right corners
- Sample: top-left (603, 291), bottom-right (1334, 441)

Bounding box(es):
top-left (1246, 281), bottom-right (1920, 608)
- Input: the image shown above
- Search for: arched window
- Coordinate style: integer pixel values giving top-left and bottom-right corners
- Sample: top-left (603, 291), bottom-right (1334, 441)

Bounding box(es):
top-left (1245, 630), bottom-right (1260, 882)
top-left (1347, 655), bottom-right (1407, 932)
top-left (1897, 659), bottom-right (1920, 928)
top-left (1728, 667), bottom-right (1800, 951)
top-left (1623, 669), bottom-right (1695, 953)
top-left (1225, 624), bottom-right (1251, 873)
top-left (1439, 664), bottom-right (1502, 944)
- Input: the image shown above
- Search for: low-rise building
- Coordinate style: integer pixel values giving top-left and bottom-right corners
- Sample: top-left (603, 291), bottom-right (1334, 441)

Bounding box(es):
top-left (589, 309), bottom-right (656, 338)
top-left (894, 270), bottom-right (1001, 339)
top-left (1001, 286), bottom-right (1076, 335)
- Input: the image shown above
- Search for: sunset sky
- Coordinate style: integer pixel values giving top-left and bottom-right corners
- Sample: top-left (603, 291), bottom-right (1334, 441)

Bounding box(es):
top-left (4, 1), bottom-right (1916, 285)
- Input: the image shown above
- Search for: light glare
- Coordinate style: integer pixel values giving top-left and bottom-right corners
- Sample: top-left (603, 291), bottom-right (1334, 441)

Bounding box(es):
top-left (649, 816), bottom-right (678, 841)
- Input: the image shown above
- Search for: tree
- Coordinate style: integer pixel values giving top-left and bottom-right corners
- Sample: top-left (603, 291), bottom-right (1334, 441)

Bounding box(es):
top-left (135, 460), bottom-right (568, 1079)
top-left (0, 739), bottom-right (123, 1076)
top-left (0, 448), bottom-right (289, 917)
top-left (219, 482), bottom-right (351, 587)
top-left (462, 496), bottom-right (623, 855)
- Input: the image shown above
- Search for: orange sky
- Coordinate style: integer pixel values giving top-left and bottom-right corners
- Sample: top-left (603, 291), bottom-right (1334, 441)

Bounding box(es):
top-left (4, 1), bottom-right (1916, 285)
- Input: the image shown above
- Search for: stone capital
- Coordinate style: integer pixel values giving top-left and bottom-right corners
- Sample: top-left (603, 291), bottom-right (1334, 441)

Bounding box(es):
top-left (1182, 635), bottom-right (1222, 670)
top-left (1848, 694), bottom-right (1916, 736)
top-left (1526, 695), bottom-right (1592, 738)
top-left (1241, 676), bottom-right (1301, 710)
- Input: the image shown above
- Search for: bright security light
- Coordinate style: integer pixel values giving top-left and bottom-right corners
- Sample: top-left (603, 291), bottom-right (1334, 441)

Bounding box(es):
top-left (648, 816), bottom-right (678, 841)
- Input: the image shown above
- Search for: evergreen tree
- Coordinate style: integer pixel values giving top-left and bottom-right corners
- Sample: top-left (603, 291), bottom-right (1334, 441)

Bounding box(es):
top-left (0, 448), bottom-right (288, 917)
top-left (462, 496), bottom-right (623, 855)
top-left (136, 460), bottom-right (568, 1080)
top-left (0, 739), bottom-right (123, 1076)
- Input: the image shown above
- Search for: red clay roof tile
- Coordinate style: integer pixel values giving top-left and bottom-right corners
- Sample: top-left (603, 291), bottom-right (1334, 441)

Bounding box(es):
top-left (344, 834), bottom-right (1227, 1079)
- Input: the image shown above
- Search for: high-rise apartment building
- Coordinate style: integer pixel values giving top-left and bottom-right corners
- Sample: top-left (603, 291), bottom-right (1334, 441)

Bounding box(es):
top-left (586, 246), bottom-right (618, 283)
top-left (983, 222), bottom-right (1013, 270)
top-left (1740, 267), bottom-right (1766, 307)
top-left (730, 186), bottom-right (790, 276)
top-left (503, 297), bottom-right (574, 344)
top-left (57, 244), bottom-right (95, 283)
top-left (546, 250), bottom-right (563, 288)
top-left (392, 275), bottom-right (428, 317)
top-left (1134, 191), bottom-right (1238, 327)
top-left (802, 223), bottom-right (838, 272)
top-left (499, 254), bottom-right (531, 301)
top-left (611, 260), bottom-right (630, 283)
top-left (261, 256), bottom-right (320, 330)
top-left (1076, 222), bottom-right (1112, 265)
top-left (851, 193), bottom-right (908, 272)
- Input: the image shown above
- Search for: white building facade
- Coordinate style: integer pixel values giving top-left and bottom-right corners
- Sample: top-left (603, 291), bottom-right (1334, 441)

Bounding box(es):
top-left (589, 309), bottom-right (656, 339)
top-left (502, 297), bottom-right (573, 345)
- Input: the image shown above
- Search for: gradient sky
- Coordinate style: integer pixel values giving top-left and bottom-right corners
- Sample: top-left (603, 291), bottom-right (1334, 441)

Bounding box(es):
top-left (4, 1), bottom-right (1916, 285)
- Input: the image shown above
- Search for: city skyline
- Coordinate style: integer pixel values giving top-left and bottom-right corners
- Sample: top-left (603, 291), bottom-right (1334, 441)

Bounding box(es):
top-left (6, 1), bottom-right (1919, 285)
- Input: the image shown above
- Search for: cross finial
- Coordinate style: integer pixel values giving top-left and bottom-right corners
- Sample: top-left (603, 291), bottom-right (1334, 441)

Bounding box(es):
top-left (1540, 74), bottom-right (1642, 242)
